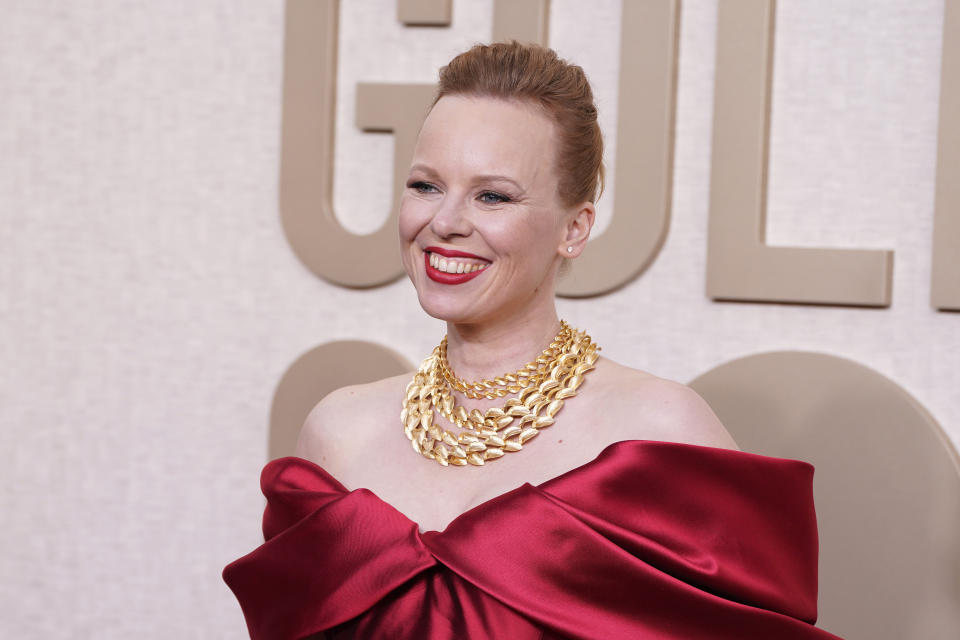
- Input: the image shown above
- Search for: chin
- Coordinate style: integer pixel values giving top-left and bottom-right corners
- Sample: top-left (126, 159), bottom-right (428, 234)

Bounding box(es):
top-left (409, 263), bottom-right (491, 323)
top-left (416, 290), bottom-right (479, 324)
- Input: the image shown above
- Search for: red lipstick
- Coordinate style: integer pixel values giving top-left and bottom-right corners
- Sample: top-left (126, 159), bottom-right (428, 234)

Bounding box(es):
top-left (423, 246), bottom-right (490, 285)
top-left (427, 246), bottom-right (488, 260)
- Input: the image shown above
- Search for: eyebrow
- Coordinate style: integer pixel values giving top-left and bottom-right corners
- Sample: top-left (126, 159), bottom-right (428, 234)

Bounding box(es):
top-left (408, 164), bottom-right (524, 191)
top-left (473, 174), bottom-right (523, 191)
top-left (408, 164), bottom-right (440, 179)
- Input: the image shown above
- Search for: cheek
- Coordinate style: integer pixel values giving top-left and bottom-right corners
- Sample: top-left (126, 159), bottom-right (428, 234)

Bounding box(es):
top-left (487, 215), bottom-right (559, 258)
top-left (398, 196), bottom-right (427, 244)
top-left (398, 199), bottom-right (423, 280)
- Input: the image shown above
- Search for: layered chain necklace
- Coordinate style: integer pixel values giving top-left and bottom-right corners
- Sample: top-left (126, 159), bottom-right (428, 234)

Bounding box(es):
top-left (401, 321), bottom-right (600, 467)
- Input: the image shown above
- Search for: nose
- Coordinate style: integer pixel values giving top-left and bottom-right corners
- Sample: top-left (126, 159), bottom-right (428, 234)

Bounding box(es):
top-left (429, 194), bottom-right (472, 239)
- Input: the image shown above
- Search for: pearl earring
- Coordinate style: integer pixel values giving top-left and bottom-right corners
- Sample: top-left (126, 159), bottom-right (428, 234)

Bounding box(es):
top-left (566, 246), bottom-right (574, 254)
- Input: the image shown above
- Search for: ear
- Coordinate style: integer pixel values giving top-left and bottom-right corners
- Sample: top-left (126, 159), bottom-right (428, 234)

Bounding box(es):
top-left (557, 201), bottom-right (595, 258)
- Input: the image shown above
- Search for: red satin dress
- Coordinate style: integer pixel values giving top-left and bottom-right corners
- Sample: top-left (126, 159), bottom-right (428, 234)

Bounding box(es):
top-left (223, 440), bottom-right (843, 639)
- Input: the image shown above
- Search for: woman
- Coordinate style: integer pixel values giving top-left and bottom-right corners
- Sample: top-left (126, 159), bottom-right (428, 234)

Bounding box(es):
top-left (224, 42), bottom-right (841, 640)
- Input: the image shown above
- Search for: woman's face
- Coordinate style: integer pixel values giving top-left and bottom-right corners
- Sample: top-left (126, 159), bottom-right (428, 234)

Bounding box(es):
top-left (399, 95), bottom-right (575, 325)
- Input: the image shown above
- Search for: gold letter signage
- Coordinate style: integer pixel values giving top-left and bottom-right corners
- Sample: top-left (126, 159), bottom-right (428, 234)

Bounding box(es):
top-left (706, 0), bottom-right (893, 307)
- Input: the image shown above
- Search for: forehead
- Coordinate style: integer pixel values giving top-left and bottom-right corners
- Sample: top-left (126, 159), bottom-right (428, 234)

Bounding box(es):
top-left (413, 95), bottom-right (558, 184)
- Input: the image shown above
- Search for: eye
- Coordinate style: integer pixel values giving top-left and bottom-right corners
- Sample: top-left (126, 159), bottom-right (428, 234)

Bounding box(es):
top-left (408, 181), bottom-right (439, 194)
top-left (478, 190), bottom-right (511, 205)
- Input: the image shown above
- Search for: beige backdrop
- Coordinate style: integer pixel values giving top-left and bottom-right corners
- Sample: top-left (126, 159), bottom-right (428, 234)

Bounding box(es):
top-left (0, 1), bottom-right (957, 638)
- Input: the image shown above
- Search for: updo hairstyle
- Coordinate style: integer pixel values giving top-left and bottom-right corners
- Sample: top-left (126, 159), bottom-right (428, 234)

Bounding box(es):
top-left (435, 41), bottom-right (604, 207)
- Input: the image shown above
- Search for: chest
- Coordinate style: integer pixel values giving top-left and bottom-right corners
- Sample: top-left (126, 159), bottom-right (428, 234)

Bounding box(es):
top-left (335, 393), bottom-right (628, 532)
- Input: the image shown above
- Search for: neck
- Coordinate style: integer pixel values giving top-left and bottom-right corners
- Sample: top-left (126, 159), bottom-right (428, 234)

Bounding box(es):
top-left (444, 303), bottom-right (563, 382)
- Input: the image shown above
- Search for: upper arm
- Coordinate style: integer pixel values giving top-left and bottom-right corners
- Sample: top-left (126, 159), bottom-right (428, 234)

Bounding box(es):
top-left (633, 378), bottom-right (740, 451)
top-left (292, 400), bottom-right (322, 461)
top-left (293, 374), bottom-right (408, 464)
top-left (293, 384), bottom-right (358, 463)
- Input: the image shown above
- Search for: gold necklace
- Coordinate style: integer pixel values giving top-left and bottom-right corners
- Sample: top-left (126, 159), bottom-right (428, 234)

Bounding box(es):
top-left (401, 324), bottom-right (599, 467)
top-left (437, 321), bottom-right (573, 399)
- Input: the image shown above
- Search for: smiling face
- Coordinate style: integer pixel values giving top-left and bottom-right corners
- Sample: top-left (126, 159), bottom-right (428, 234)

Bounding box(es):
top-left (399, 95), bottom-right (579, 326)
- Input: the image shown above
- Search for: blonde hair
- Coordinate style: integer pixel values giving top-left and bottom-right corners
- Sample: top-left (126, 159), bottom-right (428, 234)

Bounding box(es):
top-left (435, 41), bottom-right (605, 207)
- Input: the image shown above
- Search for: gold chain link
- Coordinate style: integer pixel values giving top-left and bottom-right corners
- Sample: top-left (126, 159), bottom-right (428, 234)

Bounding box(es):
top-left (436, 321), bottom-right (573, 399)
top-left (401, 324), bottom-right (599, 467)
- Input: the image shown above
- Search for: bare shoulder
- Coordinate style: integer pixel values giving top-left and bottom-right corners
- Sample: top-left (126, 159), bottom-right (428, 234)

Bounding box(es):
top-left (589, 357), bottom-right (740, 451)
top-left (293, 372), bottom-right (411, 465)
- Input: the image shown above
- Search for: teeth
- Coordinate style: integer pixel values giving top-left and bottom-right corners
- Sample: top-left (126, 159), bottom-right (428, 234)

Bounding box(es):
top-left (427, 252), bottom-right (488, 275)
